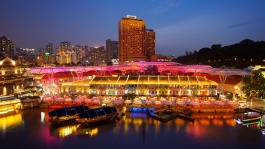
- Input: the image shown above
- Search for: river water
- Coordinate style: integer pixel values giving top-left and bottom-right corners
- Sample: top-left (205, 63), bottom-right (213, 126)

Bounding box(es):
top-left (0, 108), bottom-right (264, 149)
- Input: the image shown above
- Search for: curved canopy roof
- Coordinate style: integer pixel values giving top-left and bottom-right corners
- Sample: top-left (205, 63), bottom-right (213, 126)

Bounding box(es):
top-left (29, 63), bottom-right (250, 77)
top-left (61, 75), bottom-right (218, 86)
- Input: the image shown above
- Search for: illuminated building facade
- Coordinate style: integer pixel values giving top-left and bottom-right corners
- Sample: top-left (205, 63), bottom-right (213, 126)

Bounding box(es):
top-left (30, 62), bottom-right (248, 99)
top-left (56, 42), bottom-right (73, 64)
top-left (60, 75), bottom-right (218, 97)
top-left (0, 57), bottom-right (22, 77)
top-left (118, 15), bottom-right (148, 63)
top-left (0, 36), bottom-right (14, 56)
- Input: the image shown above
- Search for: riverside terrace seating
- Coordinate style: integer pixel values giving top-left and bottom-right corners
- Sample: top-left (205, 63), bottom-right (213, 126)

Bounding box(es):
top-left (124, 99), bottom-right (132, 104)
top-left (159, 98), bottom-right (167, 104)
top-left (146, 100), bottom-right (153, 106)
top-left (64, 97), bottom-right (73, 103)
top-left (42, 96), bottom-right (53, 103)
top-left (92, 99), bottom-right (101, 105)
top-left (102, 98), bottom-right (112, 104)
top-left (53, 97), bottom-right (65, 104)
top-left (113, 99), bottom-right (124, 106)
top-left (154, 101), bottom-right (162, 108)
top-left (176, 99), bottom-right (185, 106)
top-left (84, 98), bottom-right (92, 104)
top-left (41, 93), bottom-right (239, 109)
top-left (190, 101), bottom-right (200, 106)
top-left (133, 98), bottom-right (142, 104)
top-left (200, 100), bottom-right (211, 106)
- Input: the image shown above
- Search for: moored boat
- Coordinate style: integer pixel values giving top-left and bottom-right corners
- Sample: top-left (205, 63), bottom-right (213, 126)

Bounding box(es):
top-left (48, 105), bottom-right (89, 125)
top-left (242, 112), bottom-right (261, 123)
top-left (77, 106), bottom-right (118, 125)
top-left (235, 112), bottom-right (261, 124)
top-left (261, 115), bottom-right (265, 128)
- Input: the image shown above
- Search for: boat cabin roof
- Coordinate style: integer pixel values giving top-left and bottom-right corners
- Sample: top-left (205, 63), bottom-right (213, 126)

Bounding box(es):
top-left (48, 105), bottom-right (90, 117)
top-left (78, 106), bottom-right (117, 118)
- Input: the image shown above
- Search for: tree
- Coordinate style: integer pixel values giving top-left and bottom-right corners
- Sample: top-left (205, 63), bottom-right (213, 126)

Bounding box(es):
top-left (242, 71), bottom-right (265, 99)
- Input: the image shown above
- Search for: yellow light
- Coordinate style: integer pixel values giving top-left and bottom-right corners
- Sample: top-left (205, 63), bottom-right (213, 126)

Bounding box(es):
top-left (88, 128), bottom-right (99, 136)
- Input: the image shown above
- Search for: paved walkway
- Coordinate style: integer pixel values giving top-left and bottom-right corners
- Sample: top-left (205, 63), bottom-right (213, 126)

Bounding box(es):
top-left (248, 99), bottom-right (265, 112)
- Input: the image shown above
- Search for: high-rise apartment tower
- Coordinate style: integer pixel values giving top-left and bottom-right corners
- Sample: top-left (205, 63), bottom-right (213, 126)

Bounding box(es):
top-left (145, 29), bottom-right (156, 61)
top-left (106, 39), bottom-right (118, 63)
top-left (0, 36), bottom-right (14, 56)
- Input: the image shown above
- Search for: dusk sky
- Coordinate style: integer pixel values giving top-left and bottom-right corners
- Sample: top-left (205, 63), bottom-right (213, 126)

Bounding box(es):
top-left (1, 0), bottom-right (265, 56)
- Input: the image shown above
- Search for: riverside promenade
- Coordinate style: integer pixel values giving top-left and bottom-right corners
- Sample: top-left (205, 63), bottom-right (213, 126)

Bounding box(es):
top-left (38, 96), bottom-right (265, 114)
top-left (247, 99), bottom-right (265, 113)
top-left (39, 101), bottom-right (239, 113)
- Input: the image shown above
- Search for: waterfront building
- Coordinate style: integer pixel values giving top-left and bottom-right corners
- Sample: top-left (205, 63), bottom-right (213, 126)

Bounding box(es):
top-left (29, 62), bottom-right (249, 99)
top-left (106, 39), bottom-right (118, 64)
top-left (0, 57), bottom-right (22, 78)
top-left (0, 36), bottom-right (14, 56)
top-left (0, 56), bottom-right (24, 95)
top-left (60, 75), bottom-right (218, 98)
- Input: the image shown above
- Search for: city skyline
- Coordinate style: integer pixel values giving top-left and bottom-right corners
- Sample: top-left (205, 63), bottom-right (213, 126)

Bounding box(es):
top-left (1, 0), bottom-right (265, 56)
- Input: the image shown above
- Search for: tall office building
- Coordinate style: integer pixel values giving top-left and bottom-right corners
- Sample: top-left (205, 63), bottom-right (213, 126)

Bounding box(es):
top-left (57, 41), bottom-right (71, 53)
top-left (46, 43), bottom-right (53, 55)
top-left (145, 29), bottom-right (156, 61)
top-left (0, 36), bottom-right (14, 56)
top-left (118, 15), bottom-right (147, 64)
top-left (73, 45), bottom-right (86, 64)
top-left (106, 39), bottom-right (118, 63)
top-left (56, 42), bottom-right (72, 64)
top-left (16, 48), bottom-right (35, 56)
top-left (118, 15), bottom-right (155, 64)
top-left (88, 46), bottom-right (106, 66)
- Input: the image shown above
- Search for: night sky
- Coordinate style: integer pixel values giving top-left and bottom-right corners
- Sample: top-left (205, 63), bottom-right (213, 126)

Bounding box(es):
top-left (1, 0), bottom-right (265, 56)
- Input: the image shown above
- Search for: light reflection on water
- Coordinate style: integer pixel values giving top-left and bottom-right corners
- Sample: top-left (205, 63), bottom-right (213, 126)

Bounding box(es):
top-left (0, 111), bottom-right (23, 136)
top-left (0, 109), bottom-right (264, 149)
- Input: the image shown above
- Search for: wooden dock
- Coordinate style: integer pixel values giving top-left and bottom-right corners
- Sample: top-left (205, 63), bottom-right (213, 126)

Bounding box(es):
top-left (147, 109), bottom-right (194, 123)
